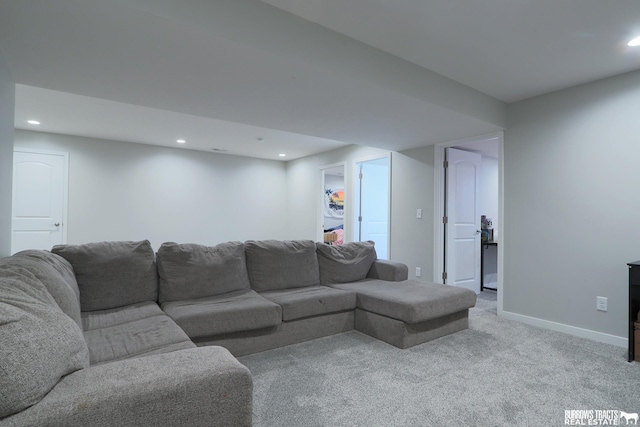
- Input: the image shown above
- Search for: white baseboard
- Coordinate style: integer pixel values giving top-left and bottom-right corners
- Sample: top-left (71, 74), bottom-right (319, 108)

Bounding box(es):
top-left (500, 311), bottom-right (627, 348)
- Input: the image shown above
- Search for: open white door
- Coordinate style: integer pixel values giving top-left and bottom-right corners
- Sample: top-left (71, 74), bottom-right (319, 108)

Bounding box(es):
top-left (445, 148), bottom-right (481, 293)
top-left (354, 156), bottom-right (390, 259)
top-left (12, 149), bottom-right (68, 254)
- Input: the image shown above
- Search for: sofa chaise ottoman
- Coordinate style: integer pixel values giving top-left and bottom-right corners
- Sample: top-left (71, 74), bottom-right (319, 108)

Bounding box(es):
top-left (316, 243), bottom-right (477, 349)
top-left (332, 279), bottom-right (477, 348)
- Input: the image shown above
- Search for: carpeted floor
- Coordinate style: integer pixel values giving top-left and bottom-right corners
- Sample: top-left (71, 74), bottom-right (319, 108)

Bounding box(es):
top-left (239, 291), bottom-right (640, 426)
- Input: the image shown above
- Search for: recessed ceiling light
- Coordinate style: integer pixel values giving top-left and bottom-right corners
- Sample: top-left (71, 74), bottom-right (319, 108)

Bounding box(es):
top-left (176, 139), bottom-right (186, 144)
top-left (278, 153), bottom-right (286, 157)
top-left (628, 36), bottom-right (640, 47)
top-left (27, 120), bottom-right (40, 125)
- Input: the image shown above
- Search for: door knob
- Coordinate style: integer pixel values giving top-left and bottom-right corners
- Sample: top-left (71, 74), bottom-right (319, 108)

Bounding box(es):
top-left (476, 230), bottom-right (480, 234)
top-left (54, 223), bottom-right (60, 227)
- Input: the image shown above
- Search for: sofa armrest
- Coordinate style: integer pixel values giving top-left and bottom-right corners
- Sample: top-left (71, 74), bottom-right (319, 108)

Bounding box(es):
top-left (3, 347), bottom-right (252, 427)
top-left (367, 260), bottom-right (408, 282)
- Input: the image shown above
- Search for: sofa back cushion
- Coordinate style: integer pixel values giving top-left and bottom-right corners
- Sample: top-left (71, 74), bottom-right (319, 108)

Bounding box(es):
top-left (156, 241), bottom-right (251, 303)
top-left (316, 241), bottom-right (377, 285)
top-left (0, 264), bottom-right (89, 419)
top-left (52, 240), bottom-right (158, 311)
top-left (245, 240), bottom-right (320, 292)
top-left (4, 250), bottom-right (82, 330)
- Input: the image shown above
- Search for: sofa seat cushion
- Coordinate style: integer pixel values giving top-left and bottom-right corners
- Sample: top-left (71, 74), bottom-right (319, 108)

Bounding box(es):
top-left (260, 286), bottom-right (357, 321)
top-left (332, 279), bottom-right (477, 324)
top-left (0, 265), bottom-right (89, 419)
top-left (316, 241), bottom-right (377, 285)
top-left (83, 310), bottom-right (195, 365)
top-left (157, 241), bottom-right (251, 303)
top-left (82, 301), bottom-right (165, 331)
top-left (161, 290), bottom-right (282, 339)
top-left (52, 240), bottom-right (158, 311)
top-left (245, 240), bottom-right (320, 292)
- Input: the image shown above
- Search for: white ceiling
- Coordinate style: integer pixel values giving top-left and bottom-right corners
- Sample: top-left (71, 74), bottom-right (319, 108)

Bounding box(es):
top-left (264, 0), bottom-right (640, 102)
top-left (1, 0), bottom-right (639, 160)
top-left (14, 85), bottom-right (347, 160)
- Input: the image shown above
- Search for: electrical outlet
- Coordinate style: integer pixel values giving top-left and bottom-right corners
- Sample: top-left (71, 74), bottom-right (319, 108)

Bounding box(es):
top-left (416, 209), bottom-right (422, 219)
top-left (416, 267), bottom-right (421, 277)
top-left (596, 296), bottom-right (607, 312)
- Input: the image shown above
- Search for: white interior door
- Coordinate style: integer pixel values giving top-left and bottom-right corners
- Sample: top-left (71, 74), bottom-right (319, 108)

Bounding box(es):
top-left (354, 156), bottom-right (390, 259)
top-left (445, 148), bottom-right (481, 293)
top-left (12, 149), bottom-right (68, 254)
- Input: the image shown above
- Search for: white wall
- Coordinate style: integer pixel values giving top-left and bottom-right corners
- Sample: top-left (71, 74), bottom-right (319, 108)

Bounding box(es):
top-left (14, 130), bottom-right (288, 250)
top-left (286, 143), bottom-right (436, 280)
top-left (0, 51), bottom-right (14, 258)
top-left (392, 145), bottom-right (436, 280)
top-left (504, 70), bottom-right (640, 343)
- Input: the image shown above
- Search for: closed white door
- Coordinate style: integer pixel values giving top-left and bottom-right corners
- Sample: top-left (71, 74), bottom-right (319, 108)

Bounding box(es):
top-left (354, 156), bottom-right (390, 259)
top-left (12, 150), bottom-right (68, 254)
top-left (445, 148), bottom-right (481, 293)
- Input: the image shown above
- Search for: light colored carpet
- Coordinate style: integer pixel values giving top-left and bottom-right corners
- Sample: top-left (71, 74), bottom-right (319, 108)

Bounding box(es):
top-left (239, 292), bottom-right (640, 426)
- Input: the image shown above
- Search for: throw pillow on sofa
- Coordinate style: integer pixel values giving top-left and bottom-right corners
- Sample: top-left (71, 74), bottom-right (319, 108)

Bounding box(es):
top-left (156, 241), bottom-right (251, 303)
top-left (245, 240), bottom-right (320, 292)
top-left (52, 240), bottom-right (158, 311)
top-left (316, 241), bottom-right (377, 285)
top-left (0, 265), bottom-right (89, 419)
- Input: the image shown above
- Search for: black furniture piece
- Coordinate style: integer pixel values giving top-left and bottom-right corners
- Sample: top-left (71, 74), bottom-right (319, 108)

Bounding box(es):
top-left (481, 241), bottom-right (498, 291)
top-left (628, 261), bottom-right (640, 362)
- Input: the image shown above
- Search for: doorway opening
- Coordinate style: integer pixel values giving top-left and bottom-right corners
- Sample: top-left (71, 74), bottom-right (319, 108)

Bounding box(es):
top-left (434, 133), bottom-right (503, 313)
top-left (319, 163), bottom-right (346, 246)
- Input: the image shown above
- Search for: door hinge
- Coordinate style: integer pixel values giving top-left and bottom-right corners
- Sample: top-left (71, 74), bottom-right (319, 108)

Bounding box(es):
top-left (443, 160), bottom-right (449, 168)
top-left (358, 216), bottom-right (362, 222)
top-left (359, 173), bottom-right (363, 180)
top-left (443, 216), bottom-right (448, 224)
top-left (442, 272), bottom-right (447, 281)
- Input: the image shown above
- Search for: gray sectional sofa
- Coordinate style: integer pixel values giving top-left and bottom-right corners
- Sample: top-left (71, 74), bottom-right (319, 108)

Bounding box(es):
top-left (0, 239), bottom-right (476, 426)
